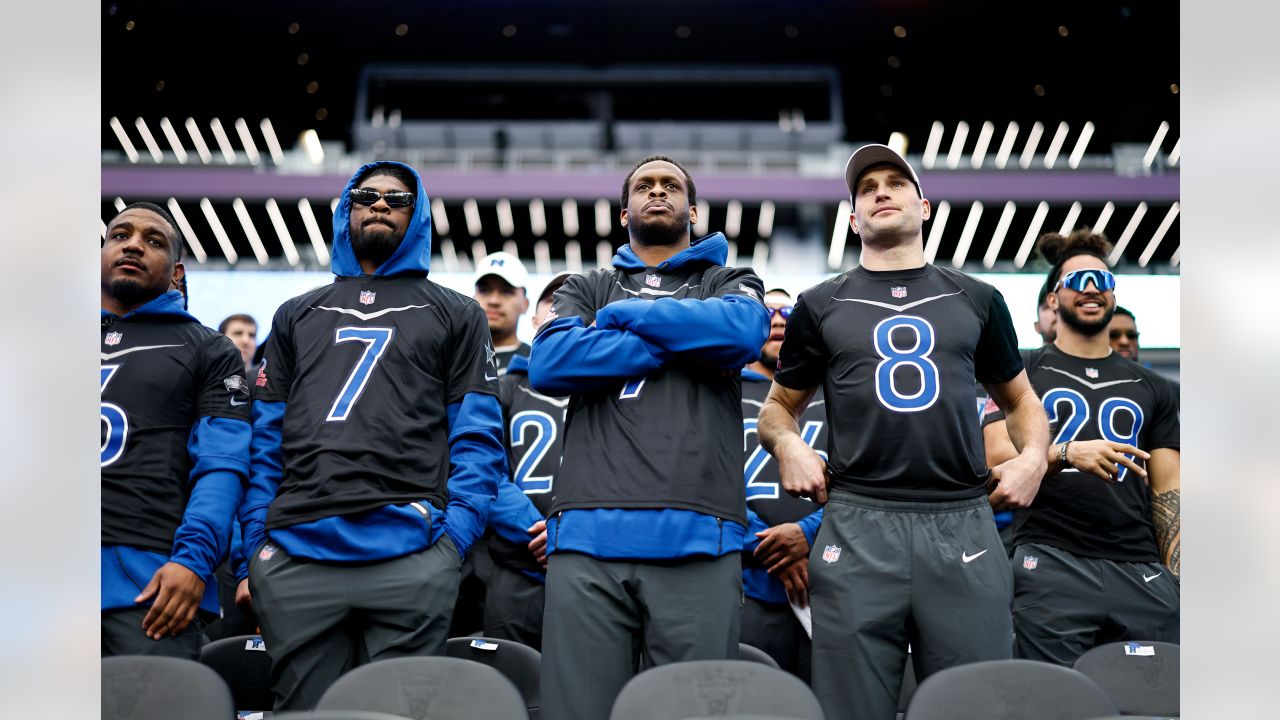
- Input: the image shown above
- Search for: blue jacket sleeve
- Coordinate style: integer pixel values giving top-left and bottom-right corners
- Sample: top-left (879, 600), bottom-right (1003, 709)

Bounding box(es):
top-left (797, 507), bottom-right (824, 547)
top-left (489, 482), bottom-right (544, 545)
top-left (595, 295), bottom-right (769, 370)
top-left (443, 392), bottom-right (506, 558)
top-left (528, 316), bottom-right (672, 395)
top-left (239, 400), bottom-right (285, 575)
top-left (170, 416), bottom-right (251, 580)
top-left (742, 502), bottom-right (771, 554)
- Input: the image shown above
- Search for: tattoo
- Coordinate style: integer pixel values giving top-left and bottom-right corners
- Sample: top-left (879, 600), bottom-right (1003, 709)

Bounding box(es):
top-left (1151, 489), bottom-right (1181, 577)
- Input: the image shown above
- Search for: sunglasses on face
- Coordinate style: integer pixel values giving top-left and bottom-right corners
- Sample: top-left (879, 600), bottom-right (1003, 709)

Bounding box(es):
top-left (766, 305), bottom-right (794, 320)
top-left (1110, 330), bottom-right (1140, 340)
top-left (1058, 268), bottom-right (1116, 293)
top-left (350, 188), bottom-right (415, 208)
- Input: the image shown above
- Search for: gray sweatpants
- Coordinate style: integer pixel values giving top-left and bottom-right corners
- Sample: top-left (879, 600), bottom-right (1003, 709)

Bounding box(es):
top-left (541, 552), bottom-right (741, 720)
top-left (810, 491), bottom-right (1012, 720)
top-left (101, 606), bottom-right (204, 660)
top-left (248, 536), bottom-right (463, 711)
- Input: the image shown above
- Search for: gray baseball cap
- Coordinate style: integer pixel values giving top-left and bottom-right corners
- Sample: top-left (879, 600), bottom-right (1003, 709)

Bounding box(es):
top-left (843, 143), bottom-right (923, 199)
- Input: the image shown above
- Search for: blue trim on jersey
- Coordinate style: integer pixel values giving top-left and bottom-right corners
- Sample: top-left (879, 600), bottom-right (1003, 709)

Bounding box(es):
top-left (596, 294), bottom-right (767, 370)
top-left (270, 503), bottom-right (441, 562)
top-left (547, 509), bottom-right (745, 560)
top-left (330, 160), bottom-right (433, 277)
top-left (443, 392), bottom-right (506, 558)
top-left (490, 481), bottom-right (543, 545)
top-left (994, 509), bottom-right (1014, 529)
top-left (741, 368), bottom-right (770, 382)
top-left (743, 566), bottom-right (786, 605)
top-left (612, 231), bottom-right (729, 270)
top-left (102, 545), bottom-right (220, 615)
top-left (529, 316), bottom-right (672, 396)
top-left (101, 289), bottom-right (199, 323)
top-left (241, 400), bottom-right (286, 563)
top-left (506, 353), bottom-right (530, 375)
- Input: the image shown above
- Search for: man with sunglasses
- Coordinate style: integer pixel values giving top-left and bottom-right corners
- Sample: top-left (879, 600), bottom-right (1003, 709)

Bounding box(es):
top-left (983, 230), bottom-right (1180, 667)
top-left (1109, 306), bottom-right (1141, 361)
top-left (240, 161), bottom-right (505, 711)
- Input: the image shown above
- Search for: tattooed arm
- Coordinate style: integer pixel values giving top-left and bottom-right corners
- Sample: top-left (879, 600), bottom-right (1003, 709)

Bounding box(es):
top-left (1148, 448), bottom-right (1181, 577)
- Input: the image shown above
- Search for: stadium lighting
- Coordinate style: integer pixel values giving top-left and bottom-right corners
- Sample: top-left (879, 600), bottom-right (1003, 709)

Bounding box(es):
top-left (1043, 122), bottom-right (1069, 169)
top-left (114, 197), bottom-right (126, 212)
top-left (693, 200), bottom-right (710, 237)
top-left (828, 200), bottom-right (851, 270)
top-left (108, 117), bottom-right (140, 163)
top-left (952, 201), bottom-right (984, 268)
top-left (565, 239), bottom-right (583, 273)
top-left (1013, 201), bottom-right (1051, 267)
top-left (1108, 202), bottom-right (1148, 266)
top-left (725, 200), bottom-right (743, 239)
top-left (503, 240), bottom-right (519, 259)
top-left (922, 121), bottom-right (944, 169)
top-left (166, 198), bottom-right (207, 264)
top-left (1138, 202), bottom-right (1179, 267)
top-left (184, 118), bottom-right (213, 164)
top-left (1067, 122), bottom-right (1095, 169)
top-left (1143, 122), bottom-right (1170, 168)
top-left (234, 118), bottom-right (262, 166)
top-left (982, 201), bottom-right (1017, 268)
top-left (440, 238), bottom-right (460, 272)
top-left (232, 198), bottom-right (269, 265)
top-left (209, 118), bottom-right (237, 164)
top-left (299, 129), bottom-right (324, 165)
top-left (594, 199), bottom-right (611, 237)
top-left (758, 201), bottom-right (776, 239)
top-left (533, 239), bottom-right (552, 274)
top-left (596, 240), bottom-right (611, 268)
top-left (995, 122), bottom-right (1019, 169)
top-left (1057, 201), bottom-right (1082, 235)
top-left (726, 240), bottom-right (738, 267)
top-left (134, 118), bottom-right (164, 163)
top-left (297, 199), bottom-right (330, 266)
top-left (1170, 246), bottom-right (1180, 267)
top-left (970, 122), bottom-right (994, 169)
top-left (1168, 138), bottom-right (1181, 167)
top-left (264, 199), bottom-right (301, 267)
top-left (1019, 122), bottom-right (1044, 169)
top-left (946, 121), bottom-right (969, 169)
top-left (561, 199), bottom-right (579, 238)
top-left (463, 199), bottom-right (483, 237)
top-left (431, 197), bottom-right (450, 236)
top-left (1093, 202), bottom-right (1116, 236)
top-left (923, 201), bottom-right (951, 263)
top-left (199, 198), bottom-right (239, 264)
top-left (528, 199), bottom-right (546, 237)
top-left (100, 219), bottom-right (108, 239)
top-left (887, 132), bottom-right (909, 156)
top-left (752, 240), bottom-right (770, 273)
top-left (496, 199), bottom-right (515, 237)
top-left (158, 118), bottom-right (188, 164)
top-left (471, 241), bottom-right (487, 267)
top-left (260, 119), bottom-right (285, 165)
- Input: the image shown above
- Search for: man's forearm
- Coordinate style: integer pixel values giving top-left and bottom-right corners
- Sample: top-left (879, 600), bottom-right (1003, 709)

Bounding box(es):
top-left (758, 399), bottom-right (802, 458)
top-left (1151, 488), bottom-right (1181, 576)
top-left (1004, 394), bottom-right (1050, 460)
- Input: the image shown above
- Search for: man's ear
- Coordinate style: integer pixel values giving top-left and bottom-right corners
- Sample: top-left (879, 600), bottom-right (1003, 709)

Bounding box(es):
top-left (171, 261), bottom-right (186, 289)
top-left (920, 198), bottom-right (932, 222)
top-left (620, 207), bottom-right (629, 229)
top-left (688, 203), bottom-right (699, 226)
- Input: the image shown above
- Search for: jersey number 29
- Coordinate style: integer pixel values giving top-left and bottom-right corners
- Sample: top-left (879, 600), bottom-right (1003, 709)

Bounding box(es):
top-left (1043, 387), bottom-right (1145, 482)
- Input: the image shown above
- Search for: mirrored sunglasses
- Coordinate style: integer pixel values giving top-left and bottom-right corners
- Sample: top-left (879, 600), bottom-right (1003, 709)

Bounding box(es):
top-left (767, 305), bottom-right (794, 319)
top-left (350, 188), bottom-right (415, 208)
top-left (1058, 268), bottom-right (1115, 293)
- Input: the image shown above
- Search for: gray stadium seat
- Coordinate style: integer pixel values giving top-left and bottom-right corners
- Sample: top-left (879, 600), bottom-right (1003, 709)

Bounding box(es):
top-left (1073, 641), bottom-right (1180, 717)
top-left (904, 659), bottom-right (1117, 720)
top-left (446, 636), bottom-right (541, 719)
top-left (317, 656), bottom-right (527, 720)
top-left (273, 712), bottom-right (413, 720)
top-left (102, 655), bottom-right (235, 720)
top-left (609, 660), bottom-right (824, 720)
top-left (198, 633), bottom-right (274, 712)
top-left (738, 642), bottom-right (781, 669)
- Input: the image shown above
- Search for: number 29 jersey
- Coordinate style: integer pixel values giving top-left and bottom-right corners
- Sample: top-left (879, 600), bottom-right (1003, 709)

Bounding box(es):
top-left (775, 264), bottom-right (1023, 501)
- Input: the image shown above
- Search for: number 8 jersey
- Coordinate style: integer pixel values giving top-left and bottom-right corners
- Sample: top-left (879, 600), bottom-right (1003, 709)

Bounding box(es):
top-left (776, 264), bottom-right (1023, 500)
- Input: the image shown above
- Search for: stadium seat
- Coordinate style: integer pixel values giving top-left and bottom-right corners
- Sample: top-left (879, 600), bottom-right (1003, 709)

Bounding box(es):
top-left (446, 636), bottom-right (541, 718)
top-left (317, 656), bottom-right (527, 720)
top-left (273, 712), bottom-right (414, 720)
top-left (737, 642), bottom-right (781, 669)
top-left (198, 633), bottom-right (274, 712)
top-left (904, 659), bottom-right (1117, 720)
top-left (1073, 641), bottom-right (1180, 717)
top-left (609, 660), bottom-right (825, 720)
top-left (102, 655), bottom-right (235, 720)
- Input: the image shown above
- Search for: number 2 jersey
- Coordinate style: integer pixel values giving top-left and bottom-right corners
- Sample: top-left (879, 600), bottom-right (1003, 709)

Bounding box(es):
top-left (984, 345), bottom-right (1179, 561)
top-left (775, 264), bottom-right (1023, 500)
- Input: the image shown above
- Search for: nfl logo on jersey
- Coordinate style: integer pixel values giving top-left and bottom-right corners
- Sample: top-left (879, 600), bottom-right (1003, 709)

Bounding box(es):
top-left (891, 286), bottom-right (907, 299)
top-left (104, 332), bottom-right (123, 346)
top-left (645, 273), bottom-right (661, 288)
top-left (822, 544), bottom-right (842, 564)
top-left (359, 290), bottom-right (376, 305)
top-left (1023, 555), bottom-right (1038, 570)
top-left (1085, 367), bottom-right (1099, 379)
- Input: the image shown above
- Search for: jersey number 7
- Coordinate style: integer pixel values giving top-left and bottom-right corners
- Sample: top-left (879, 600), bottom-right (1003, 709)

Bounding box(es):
top-left (326, 326), bottom-right (395, 422)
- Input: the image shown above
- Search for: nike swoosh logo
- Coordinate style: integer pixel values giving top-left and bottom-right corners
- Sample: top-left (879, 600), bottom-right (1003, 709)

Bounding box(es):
top-left (1041, 365), bottom-right (1144, 390)
top-left (485, 374), bottom-right (499, 381)
top-left (962, 549), bottom-right (988, 563)
top-left (230, 398), bottom-right (248, 406)
top-left (1143, 572), bottom-right (1162, 583)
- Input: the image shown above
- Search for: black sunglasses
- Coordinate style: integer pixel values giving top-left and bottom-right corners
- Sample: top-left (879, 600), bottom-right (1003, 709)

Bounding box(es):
top-left (350, 188), bottom-right (415, 208)
top-left (767, 305), bottom-right (794, 319)
top-left (1110, 330), bottom-right (1140, 340)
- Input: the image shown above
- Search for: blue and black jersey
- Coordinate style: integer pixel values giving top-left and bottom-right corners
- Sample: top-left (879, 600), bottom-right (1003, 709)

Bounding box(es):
top-left (101, 290), bottom-right (251, 614)
top-left (776, 264), bottom-right (1023, 501)
top-left (983, 345), bottom-right (1179, 562)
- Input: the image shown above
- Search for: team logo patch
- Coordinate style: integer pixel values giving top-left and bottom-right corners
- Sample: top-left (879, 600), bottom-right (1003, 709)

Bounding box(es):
top-left (258, 543), bottom-right (277, 561)
top-left (104, 332), bottom-right (123, 346)
top-left (738, 283), bottom-right (760, 301)
top-left (359, 290), bottom-right (376, 305)
top-left (822, 544), bottom-right (842, 564)
top-left (255, 360), bottom-right (268, 387)
top-left (891, 286), bottom-right (908, 299)
top-left (1085, 367), bottom-right (1099, 379)
top-left (1022, 554), bottom-right (1038, 570)
top-left (224, 376), bottom-right (247, 393)
top-left (645, 273), bottom-right (662, 288)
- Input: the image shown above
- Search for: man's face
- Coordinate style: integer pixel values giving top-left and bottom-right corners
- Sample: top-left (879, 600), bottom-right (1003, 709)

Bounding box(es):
top-left (102, 208), bottom-right (183, 307)
top-left (1034, 300), bottom-right (1058, 344)
top-left (620, 160), bottom-right (698, 246)
top-left (758, 294), bottom-right (793, 369)
top-left (475, 275), bottom-right (528, 339)
top-left (1049, 255), bottom-right (1116, 337)
top-left (1109, 313), bottom-right (1140, 361)
top-left (223, 320), bottom-right (257, 367)
top-left (849, 165), bottom-right (931, 243)
top-left (348, 173), bottom-right (413, 268)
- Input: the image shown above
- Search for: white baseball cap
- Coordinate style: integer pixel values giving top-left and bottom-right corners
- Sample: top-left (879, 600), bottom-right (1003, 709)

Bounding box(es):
top-left (843, 143), bottom-right (924, 199)
top-left (474, 251), bottom-right (529, 290)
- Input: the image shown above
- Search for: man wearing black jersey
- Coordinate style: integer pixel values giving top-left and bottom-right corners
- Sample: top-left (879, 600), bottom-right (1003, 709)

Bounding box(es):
top-left (101, 203), bottom-right (251, 658)
top-left (984, 233), bottom-right (1180, 666)
top-left (759, 145), bottom-right (1050, 720)
top-left (741, 288), bottom-right (824, 680)
top-left (241, 162), bottom-right (505, 710)
top-left (530, 155), bottom-right (769, 720)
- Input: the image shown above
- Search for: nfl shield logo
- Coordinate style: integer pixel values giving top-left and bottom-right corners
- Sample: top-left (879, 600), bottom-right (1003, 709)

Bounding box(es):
top-left (359, 290), bottom-right (376, 305)
top-left (259, 543), bottom-right (277, 561)
top-left (891, 286), bottom-right (907, 299)
top-left (645, 273), bottom-right (661, 288)
top-left (1085, 367), bottom-right (1099, 379)
top-left (104, 332), bottom-right (123, 346)
top-left (822, 544), bottom-right (842, 564)
top-left (1023, 555), bottom-right (1038, 570)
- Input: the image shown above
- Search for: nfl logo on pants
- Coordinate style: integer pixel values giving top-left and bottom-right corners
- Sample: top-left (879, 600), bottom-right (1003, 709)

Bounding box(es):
top-left (822, 544), bottom-right (841, 564)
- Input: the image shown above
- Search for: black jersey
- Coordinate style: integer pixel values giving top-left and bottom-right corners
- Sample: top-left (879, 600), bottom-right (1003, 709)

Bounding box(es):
top-left (256, 276), bottom-right (499, 530)
top-left (741, 372), bottom-right (826, 526)
top-left (984, 345), bottom-right (1180, 561)
top-left (776, 264), bottom-right (1023, 501)
top-left (495, 342), bottom-right (531, 375)
top-left (101, 302), bottom-right (251, 554)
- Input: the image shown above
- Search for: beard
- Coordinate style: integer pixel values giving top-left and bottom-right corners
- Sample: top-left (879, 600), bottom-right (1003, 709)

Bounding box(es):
top-left (108, 277), bottom-right (163, 307)
top-left (351, 220), bottom-right (403, 269)
top-left (1058, 301), bottom-right (1115, 337)
top-left (758, 342), bottom-right (780, 370)
top-left (629, 212), bottom-right (689, 247)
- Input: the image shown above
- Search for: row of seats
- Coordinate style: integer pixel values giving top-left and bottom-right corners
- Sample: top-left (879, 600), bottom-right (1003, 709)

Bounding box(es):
top-left (103, 638), bottom-right (1179, 719)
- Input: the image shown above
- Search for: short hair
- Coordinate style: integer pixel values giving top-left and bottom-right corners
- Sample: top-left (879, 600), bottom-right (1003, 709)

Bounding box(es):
top-left (763, 287), bottom-right (792, 300)
top-left (620, 155), bottom-right (697, 208)
top-left (112, 201), bottom-right (184, 261)
top-left (538, 274), bottom-right (571, 306)
top-left (1113, 306), bottom-right (1136, 321)
top-left (218, 313), bottom-right (257, 334)
top-left (355, 163), bottom-right (418, 200)
top-left (1037, 227), bottom-right (1113, 296)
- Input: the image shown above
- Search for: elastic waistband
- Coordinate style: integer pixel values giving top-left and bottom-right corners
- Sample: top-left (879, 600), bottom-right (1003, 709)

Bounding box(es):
top-left (828, 489), bottom-right (990, 514)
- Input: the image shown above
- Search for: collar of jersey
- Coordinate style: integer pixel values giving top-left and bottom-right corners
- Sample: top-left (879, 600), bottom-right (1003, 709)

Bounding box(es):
top-left (612, 231), bottom-right (728, 272)
top-left (100, 289), bottom-right (197, 322)
top-left (853, 263), bottom-right (934, 281)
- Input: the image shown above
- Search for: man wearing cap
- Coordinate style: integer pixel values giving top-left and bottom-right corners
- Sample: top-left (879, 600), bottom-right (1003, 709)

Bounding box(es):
top-left (759, 144), bottom-right (1050, 719)
top-left (475, 251), bottom-right (532, 375)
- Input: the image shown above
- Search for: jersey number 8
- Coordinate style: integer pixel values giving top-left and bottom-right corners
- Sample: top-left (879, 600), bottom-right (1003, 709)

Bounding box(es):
top-left (873, 315), bottom-right (940, 413)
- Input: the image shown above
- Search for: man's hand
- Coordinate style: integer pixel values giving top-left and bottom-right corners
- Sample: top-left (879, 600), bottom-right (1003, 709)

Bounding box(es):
top-left (1066, 440), bottom-right (1150, 483)
top-left (774, 559), bottom-right (810, 609)
top-left (235, 578), bottom-right (253, 614)
top-left (988, 451), bottom-right (1048, 510)
top-left (777, 437), bottom-right (829, 504)
top-left (754, 523), bottom-right (810, 573)
top-left (135, 562), bottom-right (205, 640)
top-left (527, 520), bottom-right (549, 569)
